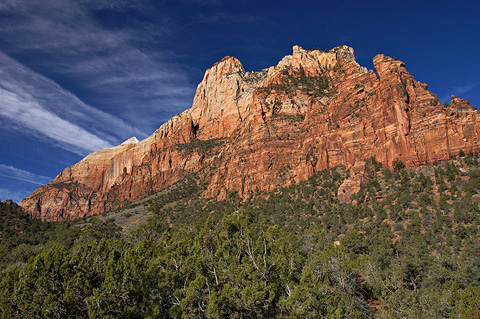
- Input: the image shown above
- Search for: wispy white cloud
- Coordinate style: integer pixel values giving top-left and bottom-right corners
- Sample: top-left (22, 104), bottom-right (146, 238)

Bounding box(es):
top-left (0, 0), bottom-right (195, 132)
top-left (196, 11), bottom-right (269, 25)
top-left (0, 187), bottom-right (31, 203)
top-left (337, 35), bottom-right (352, 45)
top-left (0, 0), bottom-right (199, 201)
top-left (0, 88), bottom-right (112, 154)
top-left (0, 164), bottom-right (52, 186)
top-left (66, 47), bottom-right (193, 121)
top-left (78, 0), bottom-right (146, 11)
top-left (452, 83), bottom-right (476, 95)
top-left (179, 0), bottom-right (223, 5)
top-left (441, 83), bottom-right (477, 103)
top-left (0, 52), bottom-right (144, 154)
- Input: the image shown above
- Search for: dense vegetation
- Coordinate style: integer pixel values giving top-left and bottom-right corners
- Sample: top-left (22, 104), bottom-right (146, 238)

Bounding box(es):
top-left (259, 66), bottom-right (330, 98)
top-left (0, 200), bottom-right (79, 275)
top-left (1, 153), bottom-right (480, 318)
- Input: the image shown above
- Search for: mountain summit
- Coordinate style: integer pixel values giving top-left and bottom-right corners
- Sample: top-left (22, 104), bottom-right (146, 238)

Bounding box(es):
top-left (20, 46), bottom-right (480, 221)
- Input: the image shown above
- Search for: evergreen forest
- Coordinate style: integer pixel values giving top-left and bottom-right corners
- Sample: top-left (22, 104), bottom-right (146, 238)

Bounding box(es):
top-left (1, 153), bottom-right (480, 318)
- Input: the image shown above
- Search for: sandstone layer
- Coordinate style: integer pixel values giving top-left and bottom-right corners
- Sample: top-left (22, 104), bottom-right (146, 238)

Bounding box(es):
top-left (20, 45), bottom-right (480, 221)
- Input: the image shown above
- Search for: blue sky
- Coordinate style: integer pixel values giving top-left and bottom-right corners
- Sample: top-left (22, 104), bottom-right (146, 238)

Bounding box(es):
top-left (0, 0), bottom-right (479, 202)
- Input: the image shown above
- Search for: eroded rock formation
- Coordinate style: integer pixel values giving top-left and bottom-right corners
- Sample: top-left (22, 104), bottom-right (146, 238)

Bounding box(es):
top-left (20, 45), bottom-right (480, 220)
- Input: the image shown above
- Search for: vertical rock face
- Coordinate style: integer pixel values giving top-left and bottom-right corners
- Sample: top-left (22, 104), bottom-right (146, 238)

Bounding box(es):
top-left (337, 161), bottom-right (374, 203)
top-left (20, 46), bottom-right (480, 221)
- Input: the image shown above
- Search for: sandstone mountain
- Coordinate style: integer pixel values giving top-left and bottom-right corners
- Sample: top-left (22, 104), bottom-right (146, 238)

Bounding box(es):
top-left (20, 45), bottom-right (480, 221)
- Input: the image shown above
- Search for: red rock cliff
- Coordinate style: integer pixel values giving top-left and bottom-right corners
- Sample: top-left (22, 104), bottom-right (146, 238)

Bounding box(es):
top-left (19, 46), bottom-right (480, 220)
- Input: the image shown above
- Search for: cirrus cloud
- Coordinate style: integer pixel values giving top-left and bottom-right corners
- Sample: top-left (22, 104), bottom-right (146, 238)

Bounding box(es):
top-left (0, 51), bottom-right (145, 155)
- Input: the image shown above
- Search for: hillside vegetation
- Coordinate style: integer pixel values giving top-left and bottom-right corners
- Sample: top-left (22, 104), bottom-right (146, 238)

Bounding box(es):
top-left (1, 153), bottom-right (480, 318)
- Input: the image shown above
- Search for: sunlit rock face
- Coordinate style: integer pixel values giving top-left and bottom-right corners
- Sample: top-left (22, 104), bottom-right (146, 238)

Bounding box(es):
top-left (20, 46), bottom-right (480, 221)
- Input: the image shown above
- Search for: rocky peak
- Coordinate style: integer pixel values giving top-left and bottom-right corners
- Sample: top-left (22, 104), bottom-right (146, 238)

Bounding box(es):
top-left (188, 56), bottom-right (255, 140)
top-left (1, 199), bottom-right (19, 209)
top-left (331, 45), bottom-right (356, 62)
top-left (204, 56), bottom-right (244, 81)
top-left (277, 45), bottom-right (365, 77)
top-left (121, 137), bottom-right (139, 145)
top-left (373, 54), bottom-right (408, 80)
top-left (451, 95), bottom-right (462, 103)
top-left (450, 96), bottom-right (475, 108)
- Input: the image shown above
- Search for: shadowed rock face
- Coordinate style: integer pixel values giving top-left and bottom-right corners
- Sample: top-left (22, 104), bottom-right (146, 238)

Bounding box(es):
top-left (20, 45), bottom-right (480, 221)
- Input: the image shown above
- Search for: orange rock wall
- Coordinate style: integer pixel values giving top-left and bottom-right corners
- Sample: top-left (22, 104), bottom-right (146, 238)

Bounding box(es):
top-left (20, 46), bottom-right (480, 220)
